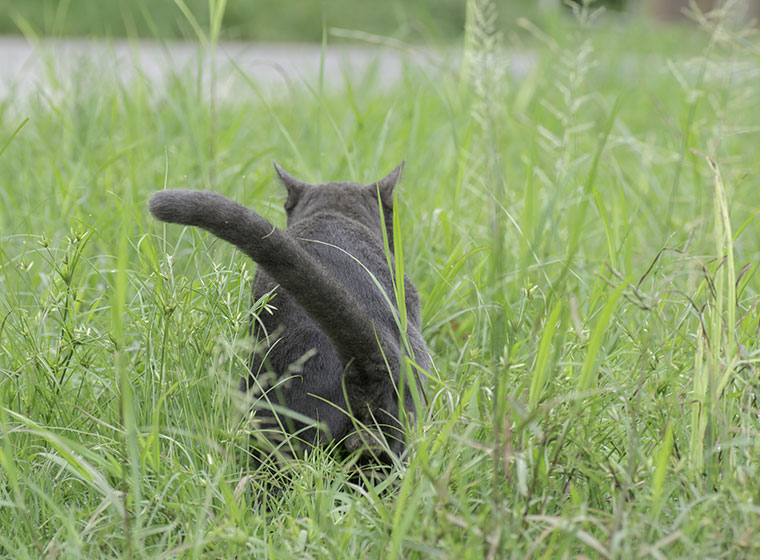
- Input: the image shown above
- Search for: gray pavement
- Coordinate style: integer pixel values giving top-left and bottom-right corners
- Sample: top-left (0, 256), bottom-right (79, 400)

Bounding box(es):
top-left (0, 36), bottom-right (535, 101)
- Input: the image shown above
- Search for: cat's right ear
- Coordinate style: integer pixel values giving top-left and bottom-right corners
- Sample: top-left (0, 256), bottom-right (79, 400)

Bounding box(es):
top-left (372, 161), bottom-right (405, 210)
top-left (273, 161), bottom-right (309, 211)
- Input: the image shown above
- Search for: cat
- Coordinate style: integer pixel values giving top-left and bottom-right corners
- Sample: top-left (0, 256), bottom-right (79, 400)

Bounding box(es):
top-left (148, 162), bottom-right (429, 466)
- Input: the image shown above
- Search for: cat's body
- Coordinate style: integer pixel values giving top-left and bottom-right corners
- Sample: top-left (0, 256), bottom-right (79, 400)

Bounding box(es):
top-left (149, 163), bottom-right (429, 463)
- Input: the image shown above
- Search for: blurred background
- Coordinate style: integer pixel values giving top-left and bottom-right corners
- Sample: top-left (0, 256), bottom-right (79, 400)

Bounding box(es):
top-left (0, 0), bottom-right (757, 43)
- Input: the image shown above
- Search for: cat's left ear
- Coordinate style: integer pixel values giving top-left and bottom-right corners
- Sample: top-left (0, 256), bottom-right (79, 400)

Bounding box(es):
top-left (273, 161), bottom-right (310, 211)
top-left (371, 161), bottom-right (405, 209)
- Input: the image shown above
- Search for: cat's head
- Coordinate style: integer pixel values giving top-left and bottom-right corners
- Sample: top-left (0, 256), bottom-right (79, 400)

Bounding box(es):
top-left (273, 162), bottom-right (404, 250)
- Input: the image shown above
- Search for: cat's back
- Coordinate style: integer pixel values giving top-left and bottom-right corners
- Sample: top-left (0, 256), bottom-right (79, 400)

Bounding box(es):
top-left (293, 212), bottom-right (395, 294)
top-left (254, 210), bottom-right (399, 329)
top-left (248, 210), bottom-right (404, 440)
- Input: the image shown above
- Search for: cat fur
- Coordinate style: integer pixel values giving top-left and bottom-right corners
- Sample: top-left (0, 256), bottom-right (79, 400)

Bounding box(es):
top-left (148, 162), bottom-right (429, 462)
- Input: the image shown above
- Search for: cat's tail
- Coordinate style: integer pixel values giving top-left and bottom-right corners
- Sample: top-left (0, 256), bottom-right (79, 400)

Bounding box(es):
top-left (148, 189), bottom-right (398, 381)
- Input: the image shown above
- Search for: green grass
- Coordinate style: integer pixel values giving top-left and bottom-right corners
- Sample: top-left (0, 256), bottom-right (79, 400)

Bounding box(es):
top-left (0, 0), bottom-right (530, 43)
top-left (2, 4), bottom-right (760, 559)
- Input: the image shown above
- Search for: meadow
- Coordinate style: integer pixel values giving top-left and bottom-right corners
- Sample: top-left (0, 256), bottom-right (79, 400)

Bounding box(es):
top-left (1, 0), bottom-right (466, 43)
top-left (1, 3), bottom-right (760, 558)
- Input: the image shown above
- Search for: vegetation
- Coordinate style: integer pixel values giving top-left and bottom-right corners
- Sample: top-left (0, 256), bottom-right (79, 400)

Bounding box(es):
top-left (1, 0), bottom-right (513, 43)
top-left (1, 1), bottom-right (759, 558)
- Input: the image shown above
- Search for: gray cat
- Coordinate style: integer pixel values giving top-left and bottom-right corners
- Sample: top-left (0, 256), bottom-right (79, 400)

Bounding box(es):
top-left (148, 162), bottom-right (429, 465)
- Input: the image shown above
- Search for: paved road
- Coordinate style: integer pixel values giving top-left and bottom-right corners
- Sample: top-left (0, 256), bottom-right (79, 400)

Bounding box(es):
top-left (0, 36), bottom-right (534, 100)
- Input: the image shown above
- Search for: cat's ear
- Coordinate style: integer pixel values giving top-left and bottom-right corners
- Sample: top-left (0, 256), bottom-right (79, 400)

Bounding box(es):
top-left (370, 161), bottom-right (405, 209)
top-left (273, 161), bottom-right (310, 210)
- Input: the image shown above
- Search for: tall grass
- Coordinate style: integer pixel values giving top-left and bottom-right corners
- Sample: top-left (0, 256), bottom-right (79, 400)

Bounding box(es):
top-left (1, 3), bottom-right (760, 559)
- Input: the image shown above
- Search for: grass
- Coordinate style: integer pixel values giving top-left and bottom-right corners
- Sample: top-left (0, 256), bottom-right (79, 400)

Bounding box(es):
top-left (0, 0), bottom-right (524, 43)
top-left (2, 2), bottom-right (760, 558)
